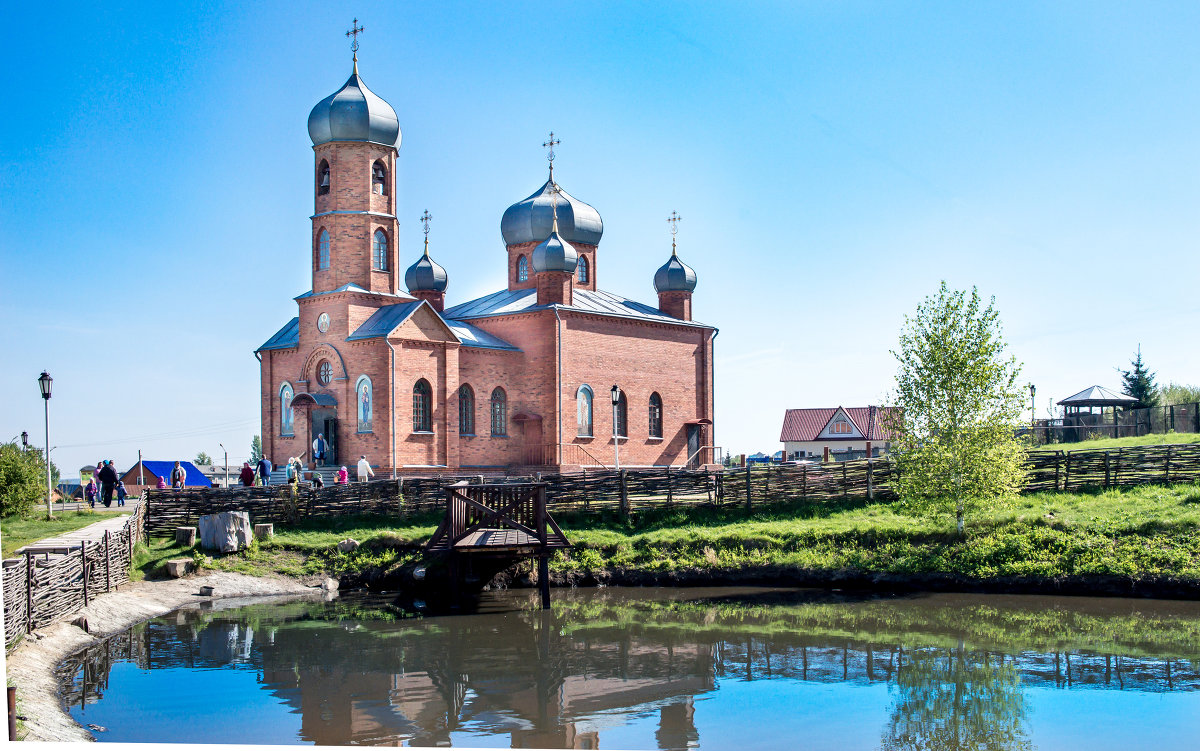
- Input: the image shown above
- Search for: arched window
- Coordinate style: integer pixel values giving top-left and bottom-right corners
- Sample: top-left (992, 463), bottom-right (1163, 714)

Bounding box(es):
top-left (279, 383), bottom-right (294, 436)
top-left (459, 384), bottom-right (475, 436)
top-left (576, 385), bottom-right (594, 437)
top-left (614, 390), bottom-right (628, 438)
top-left (372, 161), bottom-right (388, 195)
top-left (490, 387), bottom-right (507, 436)
top-left (649, 392), bottom-right (663, 438)
top-left (317, 160), bottom-right (330, 195)
top-left (373, 230), bottom-right (389, 271)
top-left (317, 229), bottom-right (330, 270)
top-left (316, 360), bottom-right (333, 386)
top-left (516, 255), bottom-right (528, 283)
top-left (577, 256), bottom-right (589, 284)
top-left (413, 379), bottom-right (432, 432)
top-left (356, 375), bottom-right (373, 433)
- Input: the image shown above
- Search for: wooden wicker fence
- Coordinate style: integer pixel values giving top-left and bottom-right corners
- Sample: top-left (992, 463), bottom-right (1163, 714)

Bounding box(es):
top-left (3, 500), bottom-right (146, 651)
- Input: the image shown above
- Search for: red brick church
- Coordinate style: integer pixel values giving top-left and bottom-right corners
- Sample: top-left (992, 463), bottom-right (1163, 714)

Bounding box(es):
top-left (257, 50), bottom-right (716, 474)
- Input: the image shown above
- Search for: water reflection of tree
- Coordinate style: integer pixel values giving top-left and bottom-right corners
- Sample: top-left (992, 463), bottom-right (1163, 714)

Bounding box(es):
top-left (882, 643), bottom-right (1031, 751)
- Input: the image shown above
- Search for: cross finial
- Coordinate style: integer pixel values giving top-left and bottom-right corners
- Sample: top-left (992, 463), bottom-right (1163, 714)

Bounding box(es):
top-left (346, 18), bottom-right (365, 63)
top-left (420, 210), bottom-right (432, 255)
top-left (549, 182), bottom-right (561, 233)
top-left (543, 131), bottom-right (561, 181)
top-left (667, 211), bottom-right (682, 254)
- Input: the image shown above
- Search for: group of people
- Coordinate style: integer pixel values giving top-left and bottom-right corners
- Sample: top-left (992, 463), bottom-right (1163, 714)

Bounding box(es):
top-left (153, 461), bottom-right (190, 490)
top-left (83, 459), bottom-right (128, 508)
top-left (231, 452), bottom-right (378, 488)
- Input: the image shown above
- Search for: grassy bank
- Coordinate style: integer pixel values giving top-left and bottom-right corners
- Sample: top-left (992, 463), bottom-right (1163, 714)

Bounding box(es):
top-left (1, 510), bottom-right (104, 558)
top-left (1032, 432), bottom-right (1200, 452)
top-left (126, 481), bottom-right (1200, 589)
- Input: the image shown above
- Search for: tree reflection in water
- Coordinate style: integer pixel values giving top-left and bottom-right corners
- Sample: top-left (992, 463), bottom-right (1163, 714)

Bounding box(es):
top-left (883, 642), bottom-right (1031, 751)
top-left (58, 588), bottom-right (1200, 748)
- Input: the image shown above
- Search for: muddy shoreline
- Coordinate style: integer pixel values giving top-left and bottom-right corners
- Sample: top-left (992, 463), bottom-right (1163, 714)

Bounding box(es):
top-left (4, 571), bottom-right (321, 743)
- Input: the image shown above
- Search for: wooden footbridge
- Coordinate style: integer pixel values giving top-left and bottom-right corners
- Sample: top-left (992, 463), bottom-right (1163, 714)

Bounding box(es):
top-left (425, 482), bottom-right (570, 608)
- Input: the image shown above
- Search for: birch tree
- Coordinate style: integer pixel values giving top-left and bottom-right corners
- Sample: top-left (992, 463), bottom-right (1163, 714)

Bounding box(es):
top-left (886, 283), bottom-right (1026, 535)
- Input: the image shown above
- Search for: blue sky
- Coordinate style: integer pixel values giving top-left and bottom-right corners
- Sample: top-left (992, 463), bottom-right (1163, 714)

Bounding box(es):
top-left (2, 1), bottom-right (1198, 475)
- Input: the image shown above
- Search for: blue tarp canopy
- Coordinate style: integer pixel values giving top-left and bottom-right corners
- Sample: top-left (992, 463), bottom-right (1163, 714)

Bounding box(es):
top-left (129, 460), bottom-right (212, 487)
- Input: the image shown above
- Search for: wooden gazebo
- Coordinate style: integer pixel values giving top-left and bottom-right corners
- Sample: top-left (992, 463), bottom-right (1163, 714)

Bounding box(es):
top-left (1057, 385), bottom-right (1137, 441)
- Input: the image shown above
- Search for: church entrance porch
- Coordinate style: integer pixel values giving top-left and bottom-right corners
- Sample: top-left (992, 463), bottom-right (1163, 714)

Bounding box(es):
top-left (292, 393), bottom-right (338, 468)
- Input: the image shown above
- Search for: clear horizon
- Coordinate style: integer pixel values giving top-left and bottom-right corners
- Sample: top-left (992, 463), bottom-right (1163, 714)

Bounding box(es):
top-left (3, 1), bottom-right (1198, 477)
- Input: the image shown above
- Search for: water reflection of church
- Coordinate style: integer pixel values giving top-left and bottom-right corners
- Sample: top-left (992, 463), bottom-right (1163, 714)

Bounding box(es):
top-left (62, 592), bottom-right (1200, 749)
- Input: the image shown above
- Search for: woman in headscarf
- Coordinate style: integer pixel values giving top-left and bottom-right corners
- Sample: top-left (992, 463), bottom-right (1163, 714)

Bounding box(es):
top-left (239, 462), bottom-right (256, 486)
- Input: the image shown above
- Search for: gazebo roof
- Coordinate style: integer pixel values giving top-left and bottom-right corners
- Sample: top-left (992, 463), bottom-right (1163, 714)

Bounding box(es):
top-left (1057, 385), bottom-right (1138, 407)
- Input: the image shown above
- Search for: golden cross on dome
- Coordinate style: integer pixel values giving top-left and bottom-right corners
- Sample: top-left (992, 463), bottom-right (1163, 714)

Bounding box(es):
top-left (667, 211), bottom-right (682, 253)
top-left (543, 131), bottom-right (561, 180)
top-left (420, 210), bottom-right (432, 254)
top-left (346, 18), bottom-right (365, 59)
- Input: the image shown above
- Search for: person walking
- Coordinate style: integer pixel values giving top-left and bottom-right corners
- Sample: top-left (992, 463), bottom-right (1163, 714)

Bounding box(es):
top-left (312, 433), bottom-right (327, 467)
top-left (116, 480), bottom-right (128, 507)
top-left (84, 479), bottom-right (98, 509)
top-left (336, 466), bottom-right (349, 485)
top-left (256, 456), bottom-right (273, 486)
top-left (356, 455), bottom-right (375, 483)
top-left (239, 462), bottom-right (256, 486)
top-left (98, 459), bottom-right (119, 508)
top-left (171, 461), bottom-right (187, 489)
top-left (285, 457), bottom-right (300, 485)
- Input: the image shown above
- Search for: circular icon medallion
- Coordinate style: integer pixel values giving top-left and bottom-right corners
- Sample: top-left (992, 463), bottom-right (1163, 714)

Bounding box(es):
top-left (317, 313), bottom-right (330, 333)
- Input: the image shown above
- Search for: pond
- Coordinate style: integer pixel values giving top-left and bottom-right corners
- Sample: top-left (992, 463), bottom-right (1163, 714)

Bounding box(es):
top-left (60, 587), bottom-right (1200, 748)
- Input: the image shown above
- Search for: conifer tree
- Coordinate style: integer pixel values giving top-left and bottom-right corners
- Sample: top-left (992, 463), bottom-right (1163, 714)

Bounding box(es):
top-left (1120, 346), bottom-right (1158, 409)
top-left (250, 435), bottom-right (263, 464)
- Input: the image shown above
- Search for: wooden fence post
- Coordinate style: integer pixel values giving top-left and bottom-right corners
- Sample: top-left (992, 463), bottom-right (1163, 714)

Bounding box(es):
top-left (80, 543), bottom-right (89, 608)
top-left (1054, 452), bottom-right (1061, 491)
top-left (666, 466), bottom-right (673, 508)
top-left (619, 470), bottom-right (629, 519)
top-left (802, 463), bottom-right (808, 501)
top-left (1165, 446), bottom-right (1171, 484)
top-left (1104, 451), bottom-right (1111, 489)
top-left (867, 456), bottom-right (875, 500)
top-left (1064, 453), bottom-right (1071, 491)
top-left (25, 551), bottom-right (34, 634)
top-left (745, 464), bottom-right (752, 512)
top-left (104, 530), bottom-right (112, 593)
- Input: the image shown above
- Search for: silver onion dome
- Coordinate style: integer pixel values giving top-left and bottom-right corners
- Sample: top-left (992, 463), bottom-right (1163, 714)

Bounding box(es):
top-left (405, 249), bottom-right (448, 293)
top-left (654, 252), bottom-right (698, 293)
top-left (532, 230), bottom-right (579, 274)
top-left (501, 179), bottom-right (603, 246)
top-left (308, 64), bottom-right (401, 148)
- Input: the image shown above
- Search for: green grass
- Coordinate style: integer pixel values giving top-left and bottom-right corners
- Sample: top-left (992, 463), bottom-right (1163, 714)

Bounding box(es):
top-left (1031, 432), bottom-right (1200, 452)
top-left (123, 481), bottom-right (1200, 586)
top-left (0, 509), bottom-right (106, 558)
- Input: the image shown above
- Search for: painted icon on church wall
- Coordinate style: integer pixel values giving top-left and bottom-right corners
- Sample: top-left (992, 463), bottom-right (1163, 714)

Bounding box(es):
top-left (280, 383), bottom-right (295, 435)
top-left (357, 376), bottom-right (372, 432)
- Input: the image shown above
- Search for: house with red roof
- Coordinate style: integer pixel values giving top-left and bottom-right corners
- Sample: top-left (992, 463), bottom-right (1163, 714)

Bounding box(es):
top-left (779, 406), bottom-right (896, 461)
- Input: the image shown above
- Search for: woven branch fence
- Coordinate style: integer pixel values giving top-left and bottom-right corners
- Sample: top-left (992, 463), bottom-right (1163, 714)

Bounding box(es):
top-left (3, 500), bottom-right (146, 651)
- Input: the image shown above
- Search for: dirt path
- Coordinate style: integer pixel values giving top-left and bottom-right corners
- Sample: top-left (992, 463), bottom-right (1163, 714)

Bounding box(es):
top-left (3, 571), bottom-right (320, 742)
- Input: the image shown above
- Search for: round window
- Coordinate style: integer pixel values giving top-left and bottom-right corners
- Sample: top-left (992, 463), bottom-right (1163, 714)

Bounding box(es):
top-left (317, 360), bottom-right (333, 386)
top-left (316, 313), bottom-right (330, 333)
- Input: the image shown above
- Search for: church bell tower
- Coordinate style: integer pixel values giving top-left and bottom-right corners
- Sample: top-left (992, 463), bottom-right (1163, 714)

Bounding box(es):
top-left (307, 21), bottom-right (402, 296)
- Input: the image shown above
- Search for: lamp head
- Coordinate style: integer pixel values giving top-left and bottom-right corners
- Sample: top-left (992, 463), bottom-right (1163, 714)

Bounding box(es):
top-left (38, 371), bottom-right (52, 400)
top-left (1030, 383), bottom-right (1036, 398)
top-left (610, 385), bottom-right (621, 405)
top-left (21, 431), bottom-right (28, 447)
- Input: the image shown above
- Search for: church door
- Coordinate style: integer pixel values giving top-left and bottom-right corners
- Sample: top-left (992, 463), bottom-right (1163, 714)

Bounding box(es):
top-left (311, 408), bottom-right (337, 467)
top-left (686, 425), bottom-right (701, 469)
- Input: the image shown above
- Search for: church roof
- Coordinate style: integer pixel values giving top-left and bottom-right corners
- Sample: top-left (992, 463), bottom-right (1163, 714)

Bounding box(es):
top-left (348, 302), bottom-right (520, 351)
top-left (257, 317), bottom-right (300, 352)
top-left (307, 65), bottom-right (401, 149)
top-left (501, 179), bottom-right (604, 246)
top-left (443, 288), bottom-right (714, 329)
top-left (294, 284), bottom-right (407, 301)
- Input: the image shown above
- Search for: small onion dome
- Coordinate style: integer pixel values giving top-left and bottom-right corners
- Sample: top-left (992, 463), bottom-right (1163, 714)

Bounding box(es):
top-left (654, 252), bottom-right (698, 293)
top-left (405, 248), bottom-right (448, 293)
top-left (501, 179), bottom-right (603, 246)
top-left (308, 64), bottom-right (401, 148)
top-left (532, 230), bottom-right (579, 274)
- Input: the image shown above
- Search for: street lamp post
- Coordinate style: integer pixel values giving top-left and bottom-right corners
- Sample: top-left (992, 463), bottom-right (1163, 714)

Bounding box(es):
top-left (1029, 383), bottom-right (1037, 447)
top-left (610, 385), bottom-right (621, 471)
top-left (219, 443), bottom-right (228, 488)
top-left (38, 372), bottom-right (53, 517)
top-left (21, 431), bottom-right (28, 448)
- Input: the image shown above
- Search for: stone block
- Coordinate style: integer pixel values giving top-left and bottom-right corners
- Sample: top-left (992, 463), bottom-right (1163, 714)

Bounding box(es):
top-left (253, 523), bottom-right (274, 540)
top-left (199, 585), bottom-right (215, 596)
top-left (320, 577), bottom-right (339, 591)
top-left (166, 558), bottom-right (195, 578)
top-left (198, 512), bottom-right (252, 553)
top-left (337, 538), bottom-right (359, 553)
top-left (176, 527), bottom-right (197, 547)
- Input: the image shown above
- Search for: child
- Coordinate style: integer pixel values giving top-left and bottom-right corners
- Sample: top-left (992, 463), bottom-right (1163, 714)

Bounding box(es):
top-left (85, 479), bottom-right (98, 509)
top-left (116, 480), bottom-right (128, 507)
